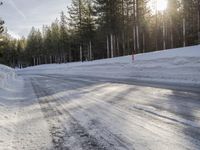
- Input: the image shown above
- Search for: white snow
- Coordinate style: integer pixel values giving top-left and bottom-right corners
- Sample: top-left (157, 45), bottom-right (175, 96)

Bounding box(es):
top-left (19, 45), bottom-right (200, 86)
top-left (0, 45), bottom-right (200, 149)
top-left (0, 65), bottom-right (52, 149)
top-left (0, 64), bottom-right (16, 89)
top-left (28, 75), bottom-right (200, 150)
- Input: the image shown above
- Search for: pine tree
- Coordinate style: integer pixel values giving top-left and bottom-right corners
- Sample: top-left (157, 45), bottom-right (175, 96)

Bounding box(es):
top-left (60, 11), bottom-right (70, 62)
top-left (81, 0), bottom-right (95, 60)
top-left (51, 20), bottom-right (61, 63)
top-left (68, 0), bottom-right (93, 61)
top-left (94, 0), bottom-right (122, 58)
top-left (26, 27), bottom-right (43, 65)
top-left (68, 0), bottom-right (87, 38)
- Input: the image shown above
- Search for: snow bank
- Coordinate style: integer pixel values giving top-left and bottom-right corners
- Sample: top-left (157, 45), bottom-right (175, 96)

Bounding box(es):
top-left (0, 65), bottom-right (51, 149)
top-left (135, 45), bottom-right (200, 60)
top-left (19, 45), bottom-right (200, 86)
top-left (0, 64), bottom-right (15, 88)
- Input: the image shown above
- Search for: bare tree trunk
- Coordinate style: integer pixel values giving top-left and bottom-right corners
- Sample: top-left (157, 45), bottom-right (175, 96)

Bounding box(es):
top-left (12, 57), bottom-right (15, 68)
top-left (110, 34), bottom-right (114, 58)
top-left (49, 56), bottom-right (52, 64)
top-left (127, 35), bottom-right (130, 54)
top-left (64, 54), bottom-right (66, 63)
top-left (170, 17), bottom-right (174, 48)
top-left (87, 44), bottom-right (89, 61)
top-left (198, 8), bottom-right (200, 44)
top-left (122, 33), bottom-right (125, 55)
top-left (163, 13), bottom-right (166, 50)
top-left (133, 0), bottom-right (137, 53)
top-left (107, 35), bottom-right (110, 58)
top-left (121, 0), bottom-right (125, 55)
top-left (142, 32), bottom-right (145, 53)
top-left (33, 57), bottom-right (36, 66)
top-left (113, 34), bottom-right (116, 57)
top-left (136, 0), bottom-right (139, 52)
top-left (45, 56), bottom-right (47, 64)
top-left (133, 26), bottom-right (136, 53)
top-left (69, 49), bottom-right (72, 62)
top-left (155, 0), bottom-right (158, 50)
top-left (117, 37), bottom-right (119, 56)
top-left (126, 1), bottom-right (130, 54)
top-left (80, 45), bottom-right (83, 62)
top-left (89, 41), bottom-right (92, 60)
top-left (183, 17), bottom-right (186, 47)
top-left (39, 56), bottom-right (41, 65)
top-left (136, 25), bottom-right (139, 52)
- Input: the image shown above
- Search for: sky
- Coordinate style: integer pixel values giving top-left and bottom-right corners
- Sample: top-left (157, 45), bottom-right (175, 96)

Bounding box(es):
top-left (0, 0), bottom-right (71, 39)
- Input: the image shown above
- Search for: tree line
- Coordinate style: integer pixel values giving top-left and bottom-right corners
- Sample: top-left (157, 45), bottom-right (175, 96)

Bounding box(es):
top-left (0, 0), bottom-right (200, 67)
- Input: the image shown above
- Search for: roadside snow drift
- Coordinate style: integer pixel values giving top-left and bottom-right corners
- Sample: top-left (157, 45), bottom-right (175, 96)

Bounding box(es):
top-left (0, 66), bottom-right (52, 149)
top-left (0, 64), bottom-right (15, 88)
top-left (19, 45), bottom-right (200, 86)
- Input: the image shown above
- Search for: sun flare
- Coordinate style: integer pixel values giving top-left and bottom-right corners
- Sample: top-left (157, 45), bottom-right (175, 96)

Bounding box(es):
top-left (149, 0), bottom-right (168, 13)
top-left (157, 0), bottom-right (168, 11)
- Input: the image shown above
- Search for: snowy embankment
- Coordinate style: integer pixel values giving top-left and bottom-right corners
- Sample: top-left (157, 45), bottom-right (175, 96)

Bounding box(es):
top-left (0, 65), bottom-right (18, 149)
top-left (20, 45), bottom-right (200, 86)
top-left (0, 64), bottom-right (16, 88)
top-left (0, 65), bottom-right (23, 149)
top-left (0, 65), bottom-right (52, 149)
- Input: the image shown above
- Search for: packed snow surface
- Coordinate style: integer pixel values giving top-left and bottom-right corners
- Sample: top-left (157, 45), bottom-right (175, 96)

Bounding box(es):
top-left (20, 45), bottom-right (200, 86)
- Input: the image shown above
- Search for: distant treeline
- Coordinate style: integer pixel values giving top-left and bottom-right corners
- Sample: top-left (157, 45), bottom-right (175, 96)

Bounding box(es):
top-left (0, 0), bottom-right (200, 67)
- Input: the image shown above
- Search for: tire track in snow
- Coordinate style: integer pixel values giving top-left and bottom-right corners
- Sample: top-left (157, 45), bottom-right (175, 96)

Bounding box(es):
top-left (30, 75), bottom-right (200, 150)
top-left (31, 78), bottom-right (113, 150)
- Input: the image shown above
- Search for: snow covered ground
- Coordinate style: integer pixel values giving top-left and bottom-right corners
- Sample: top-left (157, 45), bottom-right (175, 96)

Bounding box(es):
top-left (1, 45), bottom-right (200, 150)
top-left (27, 74), bottom-right (200, 150)
top-left (20, 45), bottom-right (200, 86)
top-left (0, 65), bottom-right (52, 149)
top-left (0, 64), bottom-right (16, 89)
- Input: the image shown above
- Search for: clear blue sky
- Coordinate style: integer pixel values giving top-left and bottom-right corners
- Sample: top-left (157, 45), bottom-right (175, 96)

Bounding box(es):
top-left (0, 0), bottom-right (71, 38)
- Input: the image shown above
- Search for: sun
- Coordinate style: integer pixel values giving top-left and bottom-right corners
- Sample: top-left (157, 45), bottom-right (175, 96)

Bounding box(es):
top-left (157, 0), bottom-right (168, 11)
top-left (148, 0), bottom-right (168, 13)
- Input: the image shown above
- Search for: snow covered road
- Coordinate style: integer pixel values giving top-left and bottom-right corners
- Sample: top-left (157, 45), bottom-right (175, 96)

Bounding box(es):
top-left (18, 73), bottom-right (200, 150)
top-left (1, 45), bottom-right (200, 149)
